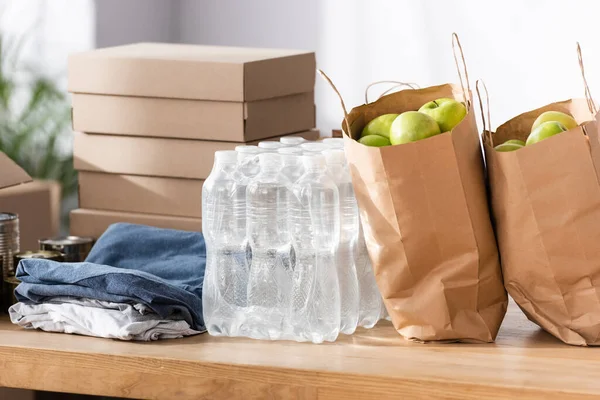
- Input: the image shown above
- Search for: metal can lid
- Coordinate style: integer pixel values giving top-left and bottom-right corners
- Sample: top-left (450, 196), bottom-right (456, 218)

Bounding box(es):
top-left (39, 236), bottom-right (95, 246)
top-left (0, 212), bottom-right (18, 222)
top-left (14, 250), bottom-right (64, 261)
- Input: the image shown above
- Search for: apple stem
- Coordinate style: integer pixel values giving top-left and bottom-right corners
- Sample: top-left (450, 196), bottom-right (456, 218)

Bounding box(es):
top-left (432, 100), bottom-right (439, 107)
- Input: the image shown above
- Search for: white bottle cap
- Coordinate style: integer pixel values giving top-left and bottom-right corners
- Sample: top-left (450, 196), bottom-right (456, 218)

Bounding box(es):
top-left (214, 150), bottom-right (238, 163)
top-left (323, 138), bottom-right (344, 146)
top-left (258, 141), bottom-right (284, 150)
top-left (235, 145), bottom-right (261, 154)
top-left (302, 154), bottom-right (327, 169)
top-left (300, 142), bottom-right (329, 153)
top-left (258, 152), bottom-right (281, 167)
top-left (280, 136), bottom-right (306, 145)
top-left (278, 147), bottom-right (303, 155)
top-left (323, 149), bottom-right (346, 165)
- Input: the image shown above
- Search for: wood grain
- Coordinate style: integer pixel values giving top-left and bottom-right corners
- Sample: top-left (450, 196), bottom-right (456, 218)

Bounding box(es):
top-left (0, 302), bottom-right (599, 399)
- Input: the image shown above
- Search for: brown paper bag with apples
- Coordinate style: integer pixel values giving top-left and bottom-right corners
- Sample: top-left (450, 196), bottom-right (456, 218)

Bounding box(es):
top-left (481, 44), bottom-right (600, 346)
top-left (320, 34), bottom-right (507, 343)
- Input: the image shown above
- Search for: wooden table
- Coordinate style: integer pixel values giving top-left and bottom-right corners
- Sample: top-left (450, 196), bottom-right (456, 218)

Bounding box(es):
top-left (0, 302), bottom-right (598, 400)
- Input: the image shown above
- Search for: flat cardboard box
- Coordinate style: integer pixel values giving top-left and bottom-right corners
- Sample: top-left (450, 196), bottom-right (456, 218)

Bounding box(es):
top-left (0, 180), bottom-right (61, 250)
top-left (72, 92), bottom-right (315, 142)
top-left (70, 209), bottom-right (201, 239)
top-left (69, 43), bottom-right (315, 102)
top-left (79, 172), bottom-right (202, 218)
top-left (73, 129), bottom-right (320, 180)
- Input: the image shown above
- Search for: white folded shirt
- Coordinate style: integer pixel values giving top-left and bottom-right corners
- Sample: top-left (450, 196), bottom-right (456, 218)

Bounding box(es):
top-left (9, 297), bottom-right (200, 341)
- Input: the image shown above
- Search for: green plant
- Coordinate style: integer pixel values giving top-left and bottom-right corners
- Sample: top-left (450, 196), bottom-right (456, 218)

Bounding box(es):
top-left (0, 34), bottom-right (76, 198)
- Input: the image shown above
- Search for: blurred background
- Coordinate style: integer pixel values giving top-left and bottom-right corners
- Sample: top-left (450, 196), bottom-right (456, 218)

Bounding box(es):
top-left (2, 0), bottom-right (600, 230)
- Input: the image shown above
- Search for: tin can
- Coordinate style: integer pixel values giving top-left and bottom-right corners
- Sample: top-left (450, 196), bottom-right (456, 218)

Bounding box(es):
top-left (14, 250), bottom-right (64, 266)
top-left (2, 275), bottom-right (19, 310)
top-left (0, 212), bottom-right (19, 279)
top-left (39, 236), bottom-right (95, 262)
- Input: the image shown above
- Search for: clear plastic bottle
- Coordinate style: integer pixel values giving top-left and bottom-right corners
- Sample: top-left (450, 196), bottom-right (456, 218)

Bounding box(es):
top-left (235, 145), bottom-right (262, 179)
top-left (322, 137), bottom-right (345, 149)
top-left (355, 217), bottom-right (385, 328)
top-left (289, 154), bottom-right (341, 343)
top-left (278, 147), bottom-right (304, 185)
top-left (280, 136), bottom-right (306, 146)
top-left (300, 142), bottom-right (329, 154)
top-left (258, 141), bottom-right (284, 152)
top-left (246, 153), bottom-right (293, 340)
top-left (202, 150), bottom-right (249, 337)
top-left (324, 150), bottom-right (360, 335)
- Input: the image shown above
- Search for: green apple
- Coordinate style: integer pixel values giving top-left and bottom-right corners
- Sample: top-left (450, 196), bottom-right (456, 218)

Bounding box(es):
top-left (361, 114), bottom-right (399, 139)
top-left (494, 142), bottom-right (523, 152)
top-left (504, 139), bottom-right (526, 147)
top-left (358, 134), bottom-right (390, 147)
top-left (526, 121), bottom-right (567, 146)
top-left (531, 111), bottom-right (577, 131)
top-left (418, 98), bottom-right (467, 133)
top-left (389, 111), bottom-right (441, 145)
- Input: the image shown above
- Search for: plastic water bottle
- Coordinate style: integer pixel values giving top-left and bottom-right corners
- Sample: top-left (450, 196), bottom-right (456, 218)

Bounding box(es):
top-left (202, 150), bottom-right (248, 336)
top-left (246, 153), bottom-right (293, 340)
top-left (258, 141), bottom-right (284, 152)
top-left (324, 150), bottom-right (359, 335)
top-left (289, 154), bottom-right (341, 343)
top-left (323, 138), bottom-right (344, 149)
top-left (355, 217), bottom-right (385, 328)
top-left (280, 136), bottom-right (306, 146)
top-left (235, 145), bottom-right (262, 179)
top-left (300, 142), bottom-right (329, 154)
top-left (278, 147), bottom-right (304, 184)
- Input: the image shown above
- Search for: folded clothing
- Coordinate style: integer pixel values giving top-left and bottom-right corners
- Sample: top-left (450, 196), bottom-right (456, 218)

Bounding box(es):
top-left (15, 223), bottom-right (207, 332)
top-left (10, 297), bottom-right (200, 341)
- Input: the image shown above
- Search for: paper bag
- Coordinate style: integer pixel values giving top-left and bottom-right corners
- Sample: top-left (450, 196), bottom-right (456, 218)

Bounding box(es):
top-left (481, 45), bottom-right (600, 345)
top-left (321, 34), bottom-right (507, 342)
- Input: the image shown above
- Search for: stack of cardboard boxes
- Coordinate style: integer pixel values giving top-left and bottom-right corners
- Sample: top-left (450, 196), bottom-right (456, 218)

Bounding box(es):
top-left (68, 43), bottom-right (319, 238)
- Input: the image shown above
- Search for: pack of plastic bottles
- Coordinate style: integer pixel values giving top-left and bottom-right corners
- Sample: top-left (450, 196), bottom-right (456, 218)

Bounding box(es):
top-left (202, 137), bottom-right (386, 343)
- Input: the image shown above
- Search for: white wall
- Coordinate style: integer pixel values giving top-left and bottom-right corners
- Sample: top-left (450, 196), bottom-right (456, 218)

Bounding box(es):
top-left (90, 0), bottom-right (600, 133)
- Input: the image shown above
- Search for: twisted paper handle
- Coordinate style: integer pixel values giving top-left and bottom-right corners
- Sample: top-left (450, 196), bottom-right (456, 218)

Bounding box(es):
top-left (364, 80), bottom-right (419, 104)
top-left (475, 80), bottom-right (493, 147)
top-left (318, 69), bottom-right (351, 136)
top-left (577, 42), bottom-right (597, 115)
top-left (452, 33), bottom-right (471, 106)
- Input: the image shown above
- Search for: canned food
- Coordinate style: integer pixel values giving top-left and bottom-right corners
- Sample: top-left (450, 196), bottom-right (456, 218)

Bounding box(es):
top-left (14, 250), bottom-right (64, 267)
top-left (39, 236), bottom-right (95, 262)
top-left (0, 212), bottom-right (19, 278)
top-left (3, 275), bottom-right (20, 310)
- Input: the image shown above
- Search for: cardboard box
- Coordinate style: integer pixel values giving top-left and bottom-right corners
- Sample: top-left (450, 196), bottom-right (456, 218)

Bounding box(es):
top-left (69, 43), bottom-right (315, 102)
top-left (0, 180), bottom-right (61, 250)
top-left (74, 129), bottom-right (320, 180)
top-left (70, 208), bottom-right (201, 239)
top-left (72, 92), bottom-right (315, 142)
top-left (79, 172), bottom-right (202, 218)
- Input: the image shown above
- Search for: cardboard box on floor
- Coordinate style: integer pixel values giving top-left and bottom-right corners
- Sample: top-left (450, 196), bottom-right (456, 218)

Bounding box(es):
top-left (73, 129), bottom-right (320, 180)
top-left (72, 92), bottom-right (315, 142)
top-left (70, 209), bottom-right (201, 239)
top-left (78, 172), bottom-right (202, 218)
top-left (68, 43), bottom-right (315, 102)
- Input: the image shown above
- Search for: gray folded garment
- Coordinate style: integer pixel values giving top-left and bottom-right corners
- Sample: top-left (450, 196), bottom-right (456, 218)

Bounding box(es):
top-left (9, 298), bottom-right (200, 341)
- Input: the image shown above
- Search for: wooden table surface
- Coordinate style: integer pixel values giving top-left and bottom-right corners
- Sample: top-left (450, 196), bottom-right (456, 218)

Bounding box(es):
top-left (0, 302), bottom-right (598, 400)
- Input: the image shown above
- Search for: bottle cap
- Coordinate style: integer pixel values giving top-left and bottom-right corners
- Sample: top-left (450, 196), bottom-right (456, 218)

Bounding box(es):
top-left (214, 150), bottom-right (238, 163)
top-left (302, 154), bottom-right (327, 169)
top-left (280, 136), bottom-right (306, 145)
top-left (235, 145), bottom-right (261, 154)
top-left (258, 141), bottom-right (284, 150)
top-left (323, 138), bottom-right (344, 145)
top-left (278, 147), bottom-right (303, 155)
top-left (323, 149), bottom-right (346, 165)
top-left (300, 142), bottom-right (328, 153)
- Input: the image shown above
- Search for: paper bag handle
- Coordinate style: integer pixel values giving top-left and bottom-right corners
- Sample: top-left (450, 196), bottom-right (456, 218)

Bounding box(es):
top-left (318, 69), bottom-right (351, 136)
top-left (364, 80), bottom-right (419, 104)
top-left (452, 33), bottom-right (471, 106)
top-left (475, 80), bottom-right (493, 146)
top-left (577, 42), bottom-right (597, 115)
